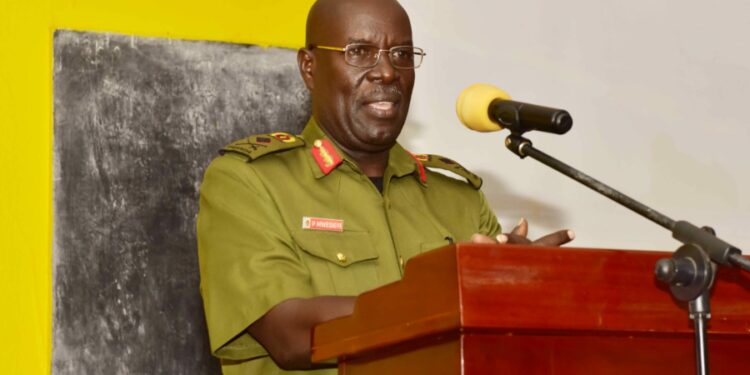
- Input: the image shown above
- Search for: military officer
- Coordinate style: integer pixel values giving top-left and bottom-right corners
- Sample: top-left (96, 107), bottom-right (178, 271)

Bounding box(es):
top-left (197, 0), bottom-right (574, 374)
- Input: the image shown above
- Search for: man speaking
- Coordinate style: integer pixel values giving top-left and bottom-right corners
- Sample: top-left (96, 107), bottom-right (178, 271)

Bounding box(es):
top-left (197, 0), bottom-right (573, 374)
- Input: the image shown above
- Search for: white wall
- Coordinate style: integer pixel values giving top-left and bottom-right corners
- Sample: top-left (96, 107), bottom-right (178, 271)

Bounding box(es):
top-left (398, 0), bottom-right (750, 251)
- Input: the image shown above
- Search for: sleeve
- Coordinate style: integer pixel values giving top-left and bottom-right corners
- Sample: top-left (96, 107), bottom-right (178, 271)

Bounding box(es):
top-left (197, 155), bottom-right (314, 361)
top-left (477, 190), bottom-right (502, 238)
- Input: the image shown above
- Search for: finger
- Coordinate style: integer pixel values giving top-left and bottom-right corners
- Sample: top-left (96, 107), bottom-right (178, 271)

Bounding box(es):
top-left (510, 218), bottom-right (528, 237)
top-left (504, 233), bottom-right (532, 245)
top-left (471, 233), bottom-right (497, 244)
top-left (531, 230), bottom-right (576, 247)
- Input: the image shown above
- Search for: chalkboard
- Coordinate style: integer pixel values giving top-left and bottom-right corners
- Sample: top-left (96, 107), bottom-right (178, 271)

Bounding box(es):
top-left (52, 30), bottom-right (310, 374)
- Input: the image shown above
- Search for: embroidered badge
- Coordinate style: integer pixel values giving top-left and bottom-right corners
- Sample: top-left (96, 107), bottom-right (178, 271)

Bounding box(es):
top-left (414, 154), bottom-right (430, 162)
top-left (270, 132), bottom-right (296, 143)
top-left (311, 139), bottom-right (343, 175)
top-left (302, 216), bottom-right (344, 232)
top-left (319, 146), bottom-right (334, 166)
top-left (409, 153), bottom-right (428, 184)
top-left (234, 138), bottom-right (267, 152)
top-left (255, 136), bottom-right (272, 144)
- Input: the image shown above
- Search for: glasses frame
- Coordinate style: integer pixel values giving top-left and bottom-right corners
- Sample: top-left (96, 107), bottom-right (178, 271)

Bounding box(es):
top-left (310, 43), bottom-right (426, 69)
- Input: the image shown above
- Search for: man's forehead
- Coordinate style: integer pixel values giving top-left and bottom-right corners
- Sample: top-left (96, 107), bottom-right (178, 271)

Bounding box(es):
top-left (306, 0), bottom-right (411, 44)
top-left (346, 36), bottom-right (413, 45)
top-left (310, 0), bottom-right (406, 16)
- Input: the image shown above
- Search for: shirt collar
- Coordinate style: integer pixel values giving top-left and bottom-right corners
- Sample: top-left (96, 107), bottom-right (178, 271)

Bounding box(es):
top-left (300, 117), bottom-right (426, 185)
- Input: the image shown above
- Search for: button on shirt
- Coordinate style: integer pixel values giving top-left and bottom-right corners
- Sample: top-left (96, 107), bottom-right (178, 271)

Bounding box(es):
top-left (197, 118), bottom-right (501, 375)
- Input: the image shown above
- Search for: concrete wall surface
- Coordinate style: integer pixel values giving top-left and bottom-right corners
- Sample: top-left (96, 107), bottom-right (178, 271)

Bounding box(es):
top-left (399, 0), bottom-right (749, 251)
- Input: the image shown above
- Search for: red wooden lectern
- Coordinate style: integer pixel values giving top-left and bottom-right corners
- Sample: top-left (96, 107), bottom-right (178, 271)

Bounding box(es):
top-left (311, 244), bottom-right (750, 374)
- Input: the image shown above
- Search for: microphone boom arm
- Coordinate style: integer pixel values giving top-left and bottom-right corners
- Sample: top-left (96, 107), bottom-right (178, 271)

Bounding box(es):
top-left (504, 133), bottom-right (748, 375)
top-left (504, 134), bottom-right (746, 270)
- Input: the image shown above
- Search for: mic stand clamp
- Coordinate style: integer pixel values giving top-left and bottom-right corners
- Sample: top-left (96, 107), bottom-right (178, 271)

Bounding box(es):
top-left (655, 244), bottom-right (716, 375)
top-left (504, 133), bottom-right (533, 159)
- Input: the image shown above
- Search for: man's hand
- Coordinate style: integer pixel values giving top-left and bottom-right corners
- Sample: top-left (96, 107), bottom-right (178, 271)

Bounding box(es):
top-left (471, 218), bottom-right (575, 247)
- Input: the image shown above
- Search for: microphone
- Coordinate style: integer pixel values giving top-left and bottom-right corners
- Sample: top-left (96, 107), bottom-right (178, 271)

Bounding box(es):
top-left (456, 83), bottom-right (573, 135)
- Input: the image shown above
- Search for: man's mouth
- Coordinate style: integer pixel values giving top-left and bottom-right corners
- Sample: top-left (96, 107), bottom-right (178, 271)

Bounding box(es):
top-left (363, 100), bottom-right (399, 119)
top-left (362, 96), bottom-right (401, 119)
top-left (367, 101), bottom-right (396, 111)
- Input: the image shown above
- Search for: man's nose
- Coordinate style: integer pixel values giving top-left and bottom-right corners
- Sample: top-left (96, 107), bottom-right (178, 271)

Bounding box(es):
top-left (367, 51), bottom-right (399, 83)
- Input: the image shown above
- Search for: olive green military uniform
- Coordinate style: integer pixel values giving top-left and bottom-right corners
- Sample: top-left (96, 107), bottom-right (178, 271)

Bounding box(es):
top-left (197, 118), bottom-right (501, 375)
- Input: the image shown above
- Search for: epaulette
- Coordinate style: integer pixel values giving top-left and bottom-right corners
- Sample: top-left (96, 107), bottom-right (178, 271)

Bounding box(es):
top-left (414, 154), bottom-right (483, 189)
top-left (220, 132), bottom-right (305, 161)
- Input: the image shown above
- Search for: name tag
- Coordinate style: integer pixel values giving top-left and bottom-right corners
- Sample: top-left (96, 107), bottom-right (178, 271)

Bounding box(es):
top-left (302, 216), bottom-right (344, 232)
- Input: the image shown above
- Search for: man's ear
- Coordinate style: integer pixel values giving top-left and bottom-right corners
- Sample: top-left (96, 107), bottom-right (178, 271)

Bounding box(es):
top-left (297, 48), bottom-right (315, 91)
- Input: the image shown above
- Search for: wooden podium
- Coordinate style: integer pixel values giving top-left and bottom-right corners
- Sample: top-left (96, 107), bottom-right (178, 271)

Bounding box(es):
top-left (311, 244), bottom-right (750, 374)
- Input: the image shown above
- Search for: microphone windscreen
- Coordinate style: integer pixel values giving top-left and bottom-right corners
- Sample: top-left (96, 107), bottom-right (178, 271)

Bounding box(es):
top-left (456, 83), bottom-right (512, 132)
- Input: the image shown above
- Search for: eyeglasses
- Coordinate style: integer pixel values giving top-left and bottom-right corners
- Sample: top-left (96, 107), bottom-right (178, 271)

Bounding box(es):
top-left (310, 43), bottom-right (426, 69)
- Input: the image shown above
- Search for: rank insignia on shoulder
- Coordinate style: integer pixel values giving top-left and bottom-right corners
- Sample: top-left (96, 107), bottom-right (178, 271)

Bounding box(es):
top-left (270, 132), bottom-right (297, 143)
top-left (220, 132), bottom-right (305, 161)
top-left (413, 154), bottom-right (483, 189)
top-left (414, 154), bottom-right (430, 162)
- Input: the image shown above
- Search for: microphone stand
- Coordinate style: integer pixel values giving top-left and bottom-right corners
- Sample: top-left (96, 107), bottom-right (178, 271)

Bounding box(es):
top-left (504, 133), bottom-right (749, 375)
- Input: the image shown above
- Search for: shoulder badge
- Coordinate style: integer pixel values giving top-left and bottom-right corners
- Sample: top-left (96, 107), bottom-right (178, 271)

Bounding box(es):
top-left (413, 154), bottom-right (483, 189)
top-left (220, 132), bottom-right (305, 161)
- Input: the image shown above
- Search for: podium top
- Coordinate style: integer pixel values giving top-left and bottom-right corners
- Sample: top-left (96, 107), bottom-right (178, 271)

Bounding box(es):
top-left (312, 244), bottom-right (750, 362)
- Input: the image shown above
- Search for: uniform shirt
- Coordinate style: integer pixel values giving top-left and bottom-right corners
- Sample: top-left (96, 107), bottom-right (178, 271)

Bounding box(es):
top-left (197, 118), bottom-right (501, 375)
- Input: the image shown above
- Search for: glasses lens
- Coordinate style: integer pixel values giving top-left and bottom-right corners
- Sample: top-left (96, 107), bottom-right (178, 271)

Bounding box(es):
top-left (390, 47), bottom-right (424, 69)
top-left (344, 44), bottom-right (380, 68)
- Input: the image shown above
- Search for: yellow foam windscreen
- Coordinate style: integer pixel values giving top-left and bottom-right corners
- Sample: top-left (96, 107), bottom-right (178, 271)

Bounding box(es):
top-left (456, 83), bottom-right (512, 132)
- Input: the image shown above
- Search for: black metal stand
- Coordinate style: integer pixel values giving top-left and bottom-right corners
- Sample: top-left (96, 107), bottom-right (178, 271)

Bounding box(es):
top-left (503, 133), bottom-right (747, 375)
top-left (653, 244), bottom-right (715, 375)
top-left (690, 292), bottom-right (712, 375)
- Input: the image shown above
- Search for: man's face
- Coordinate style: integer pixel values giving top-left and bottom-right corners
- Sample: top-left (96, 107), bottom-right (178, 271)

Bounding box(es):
top-left (304, 2), bottom-right (415, 155)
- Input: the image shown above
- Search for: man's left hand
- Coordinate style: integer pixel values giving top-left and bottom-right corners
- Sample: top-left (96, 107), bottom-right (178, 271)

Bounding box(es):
top-left (471, 218), bottom-right (575, 247)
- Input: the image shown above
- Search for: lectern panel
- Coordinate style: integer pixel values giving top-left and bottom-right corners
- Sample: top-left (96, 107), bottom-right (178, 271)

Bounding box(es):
top-left (313, 245), bottom-right (750, 374)
top-left (462, 333), bottom-right (750, 374)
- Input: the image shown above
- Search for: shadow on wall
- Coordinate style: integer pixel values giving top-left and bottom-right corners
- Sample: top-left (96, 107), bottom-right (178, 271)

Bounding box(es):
top-left (52, 30), bottom-right (311, 374)
top-left (478, 170), bottom-right (569, 233)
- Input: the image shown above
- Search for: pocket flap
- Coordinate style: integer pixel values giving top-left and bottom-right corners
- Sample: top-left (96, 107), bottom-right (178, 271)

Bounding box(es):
top-left (292, 230), bottom-right (378, 268)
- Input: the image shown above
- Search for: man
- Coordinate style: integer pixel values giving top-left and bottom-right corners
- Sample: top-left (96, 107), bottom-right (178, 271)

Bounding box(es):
top-left (198, 1), bottom-right (574, 374)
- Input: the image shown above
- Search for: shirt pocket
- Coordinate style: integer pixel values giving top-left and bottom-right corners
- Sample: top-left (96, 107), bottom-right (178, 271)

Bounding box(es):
top-left (291, 230), bottom-right (380, 296)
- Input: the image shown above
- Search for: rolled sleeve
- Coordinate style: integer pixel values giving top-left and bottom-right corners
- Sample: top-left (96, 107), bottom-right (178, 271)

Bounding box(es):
top-left (197, 155), bottom-right (314, 360)
top-left (477, 190), bottom-right (502, 238)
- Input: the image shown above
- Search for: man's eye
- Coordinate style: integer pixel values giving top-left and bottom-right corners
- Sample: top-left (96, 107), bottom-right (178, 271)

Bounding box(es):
top-left (347, 46), bottom-right (367, 57)
top-left (393, 49), bottom-right (414, 61)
